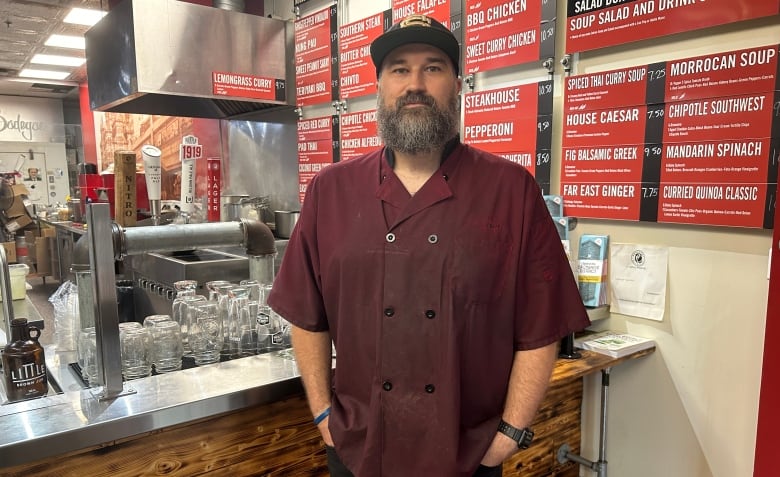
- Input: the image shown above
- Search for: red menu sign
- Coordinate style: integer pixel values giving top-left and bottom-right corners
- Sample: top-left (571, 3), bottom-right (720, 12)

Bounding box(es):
top-left (463, 81), bottom-right (554, 187)
top-left (657, 182), bottom-right (772, 228)
top-left (563, 104), bottom-right (653, 148)
top-left (339, 11), bottom-right (391, 100)
top-left (566, 0), bottom-right (780, 53)
top-left (340, 110), bottom-right (381, 161)
top-left (295, 6), bottom-right (338, 106)
top-left (298, 115), bottom-right (340, 203)
top-left (212, 72), bottom-right (286, 102)
top-left (561, 42), bottom-right (780, 228)
top-left (464, 0), bottom-right (556, 74)
top-left (392, 0), bottom-right (452, 27)
top-left (564, 45), bottom-right (779, 111)
top-left (665, 92), bottom-right (777, 144)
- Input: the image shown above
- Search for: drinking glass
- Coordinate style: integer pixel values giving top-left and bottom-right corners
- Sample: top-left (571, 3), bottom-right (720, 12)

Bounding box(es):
top-left (240, 279), bottom-right (261, 302)
top-left (205, 280), bottom-right (232, 302)
top-left (227, 286), bottom-right (251, 358)
top-left (172, 295), bottom-right (206, 356)
top-left (215, 283), bottom-right (238, 359)
top-left (149, 320), bottom-right (183, 373)
top-left (189, 302), bottom-right (222, 366)
top-left (143, 314), bottom-right (172, 329)
top-left (120, 326), bottom-right (152, 380)
top-left (78, 327), bottom-right (98, 386)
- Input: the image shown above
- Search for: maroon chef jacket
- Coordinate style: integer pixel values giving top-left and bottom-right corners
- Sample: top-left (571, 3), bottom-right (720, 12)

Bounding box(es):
top-left (268, 142), bottom-right (590, 477)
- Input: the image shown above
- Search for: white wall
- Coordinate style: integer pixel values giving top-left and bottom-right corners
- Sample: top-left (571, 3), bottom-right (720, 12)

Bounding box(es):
top-left (297, 1), bottom-right (780, 475)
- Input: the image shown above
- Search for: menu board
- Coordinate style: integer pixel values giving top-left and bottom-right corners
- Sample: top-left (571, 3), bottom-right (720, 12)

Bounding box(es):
top-left (564, 45), bottom-right (779, 111)
top-left (339, 11), bottom-right (392, 100)
top-left (340, 110), bottom-right (381, 161)
top-left (561, 44), bottom-right (780, 228)
top-left (295, 6), bottom-right (339, 107)
top-left (566, 0), bottom-right (780, 54)
top-left (211, 72), bottom-right (286, 102)
top-left (464, 0), bottom-right (556, 74)
top-left (463, 80), bottom-right (554, 190)
top-left (298, 115), bottom-right (340, 203)
top-left (392, 0), bottom-right (453, 27)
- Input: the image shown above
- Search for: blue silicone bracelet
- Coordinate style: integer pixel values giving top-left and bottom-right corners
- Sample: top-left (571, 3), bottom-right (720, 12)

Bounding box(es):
top-left (313, 407), bottom-right (331, 425)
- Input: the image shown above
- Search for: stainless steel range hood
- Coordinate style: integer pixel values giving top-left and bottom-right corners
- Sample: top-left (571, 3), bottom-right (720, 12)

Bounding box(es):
top-left (85, 0), bottom-right (294, 119)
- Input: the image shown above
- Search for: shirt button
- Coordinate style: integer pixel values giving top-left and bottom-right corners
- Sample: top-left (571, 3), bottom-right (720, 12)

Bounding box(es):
top-left (386, 232), bottom-right (396, 243)
top-left (384, 307), bottom-right (395, 317)
top-left (427, 234), bottom-right (438, 244)
top-left (425, 384), bottom-right (435, 393)
top-left (383, 381), bottom-right (393, 391)
top-left (425, 310), bottom-right (436, 319)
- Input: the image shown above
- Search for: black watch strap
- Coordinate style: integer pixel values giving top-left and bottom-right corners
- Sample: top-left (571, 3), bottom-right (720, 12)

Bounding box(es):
top-left (497, 419), bottom-right (534, 449)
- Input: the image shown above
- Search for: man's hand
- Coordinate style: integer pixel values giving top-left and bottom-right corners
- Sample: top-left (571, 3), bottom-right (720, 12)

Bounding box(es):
top-left (479, 432), bottom-right (518, 467)
top-left (318, 417), bottom-right (334, 447)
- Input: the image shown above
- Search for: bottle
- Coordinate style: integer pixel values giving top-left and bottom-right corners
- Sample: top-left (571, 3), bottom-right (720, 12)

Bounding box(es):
top-left (2, 318), bottom-right (48, 402)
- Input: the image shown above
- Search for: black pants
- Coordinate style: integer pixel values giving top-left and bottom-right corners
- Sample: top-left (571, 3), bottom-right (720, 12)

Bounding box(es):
top-left (326, 445), bottom-right (503, 477)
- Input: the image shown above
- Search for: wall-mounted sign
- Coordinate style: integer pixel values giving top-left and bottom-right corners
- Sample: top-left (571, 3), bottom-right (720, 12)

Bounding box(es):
top-left (564, 44), bottom-right (779, 111)
top-left (566, 0), bottom-right (780, 54)
top-left (463, 0), bottom-right (556, 74)
top-left (0, 97), bottom-right (63, 142)
top-left (295, 5), bottom-right (339, 107)
top-left (340, 110), bottom-right (380, 161)
top-left (463, 81), bottom-right (554, 190)
top-left (338, 11), bottom-right (392, 100)
top-left (298, 115), bottom-right (340, 203)
top-left (392, 0), bottom-right (453, 27)
top-left (212, 71), bottom-right (286, 102)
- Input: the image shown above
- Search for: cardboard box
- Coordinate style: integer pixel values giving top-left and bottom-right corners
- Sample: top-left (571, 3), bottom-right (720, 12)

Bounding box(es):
top-left (1, 242), bottom-right (16, 263)
top-left (34, 237), bottom-right (51, 276)
top-left (5, 215), bottom-right (33, 234)
top-left (41, 227), bottom-right (56, 239)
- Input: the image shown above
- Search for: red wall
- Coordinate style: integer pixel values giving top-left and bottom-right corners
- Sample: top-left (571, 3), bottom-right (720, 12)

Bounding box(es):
top-left (78, 84), bottom-right (98, 166)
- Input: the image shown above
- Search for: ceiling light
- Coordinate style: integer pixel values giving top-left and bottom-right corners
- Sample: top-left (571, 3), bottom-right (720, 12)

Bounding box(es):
top-left (31, 54), bottom-right (85, 67)
top-left (63, 7), bottom-right (107, 26)
top-left (19, 69), bottom-right (71, 80)
top-left (45, 34), bottom-right (85, 50)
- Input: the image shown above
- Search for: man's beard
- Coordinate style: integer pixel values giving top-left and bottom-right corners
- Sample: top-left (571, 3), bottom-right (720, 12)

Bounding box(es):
top-left (377, 91), bottom-right (459, 155)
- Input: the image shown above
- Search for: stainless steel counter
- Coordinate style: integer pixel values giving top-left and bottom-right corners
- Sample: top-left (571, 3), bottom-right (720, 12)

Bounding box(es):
top-left (1, 294), bottom-right (307, 468)
top-left (0, 346), bottom-right (306, 468)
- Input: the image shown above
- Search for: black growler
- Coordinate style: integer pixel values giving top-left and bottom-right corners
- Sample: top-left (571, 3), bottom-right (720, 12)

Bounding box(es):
top-left (2, 318), bottom-right (48, 402)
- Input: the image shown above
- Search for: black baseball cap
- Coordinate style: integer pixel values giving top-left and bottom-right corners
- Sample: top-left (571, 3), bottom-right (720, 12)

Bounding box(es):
top-left (370, 14), bottom-right (460, 77)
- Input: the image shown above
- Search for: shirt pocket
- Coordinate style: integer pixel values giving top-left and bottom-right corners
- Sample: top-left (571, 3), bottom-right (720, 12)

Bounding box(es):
top-left (451, 223), bottom-right (513, 305)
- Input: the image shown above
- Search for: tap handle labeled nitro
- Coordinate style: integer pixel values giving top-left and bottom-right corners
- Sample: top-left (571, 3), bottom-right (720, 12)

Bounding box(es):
top-left (2, 318), bottom-right (48, 402)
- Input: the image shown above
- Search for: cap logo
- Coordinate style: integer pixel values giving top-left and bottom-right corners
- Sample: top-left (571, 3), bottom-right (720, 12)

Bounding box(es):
top-left (399, 14), bottom-right (432, 28)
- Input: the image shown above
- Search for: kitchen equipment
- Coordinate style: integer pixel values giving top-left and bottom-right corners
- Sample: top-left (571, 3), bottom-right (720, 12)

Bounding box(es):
top-left (274, 211), bottom-right (299, 239)
top-left (67, 198), bottom-right (83, 223)
top-left (126, 249), bottom-right (250, 320)
top-left (85, 0), bottom-right (292, 119)
top-left (222, 194), bottom-right (249, 222)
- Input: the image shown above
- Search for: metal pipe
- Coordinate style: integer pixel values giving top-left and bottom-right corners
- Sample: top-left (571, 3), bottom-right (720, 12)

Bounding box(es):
top-left (115, 221), bottom-right (246, 258)
top-left (597, 368), bottom-right (611, 477)
top-left (114, 219), bottom-right (277, 258)
top-left (0, 245), bottom-right (14, 335)
top-left (249, 254), bottom-right (275, 286)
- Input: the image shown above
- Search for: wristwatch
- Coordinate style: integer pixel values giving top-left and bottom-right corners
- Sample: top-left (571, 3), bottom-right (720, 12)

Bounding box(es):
top-left (497, 419), bottom-right (534, 449)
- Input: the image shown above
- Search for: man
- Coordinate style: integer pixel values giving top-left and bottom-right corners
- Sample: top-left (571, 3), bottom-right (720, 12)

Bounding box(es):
top-left (268, 14), bottom-right (590, 477)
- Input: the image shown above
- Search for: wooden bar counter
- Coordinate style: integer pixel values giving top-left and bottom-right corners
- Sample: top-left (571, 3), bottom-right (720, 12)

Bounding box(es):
top-left (0, 343), bottom-right (653, 477)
